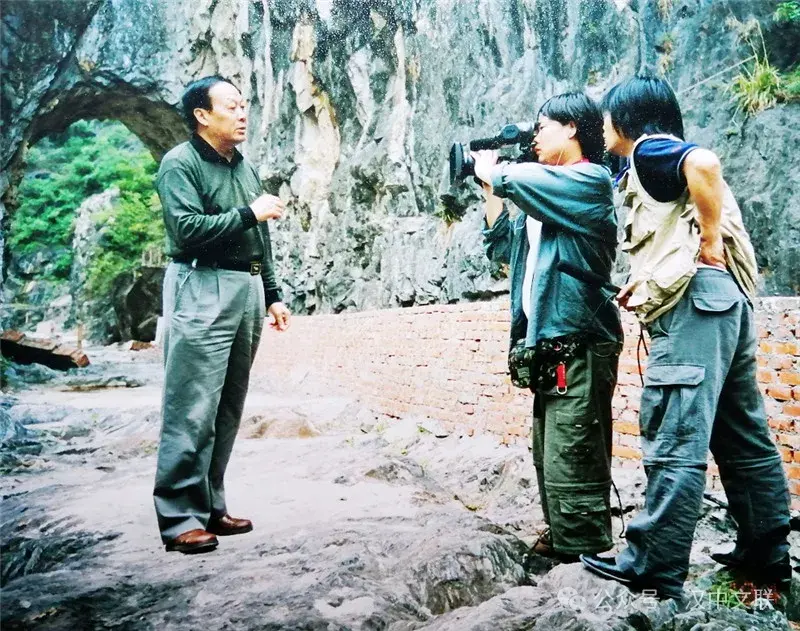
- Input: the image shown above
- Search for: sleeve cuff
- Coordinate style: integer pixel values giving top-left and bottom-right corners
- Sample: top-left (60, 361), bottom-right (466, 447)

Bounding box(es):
top-left (490, 164), bottom-right (508, 197)
top-left (238, 206), bottom-right (258, 230)
top-left (676, 146), bottom-right (699, 184)
top-left (482, 207), bottom-right (509, 235)
top-left (264, 288), bottom-right (283, 308)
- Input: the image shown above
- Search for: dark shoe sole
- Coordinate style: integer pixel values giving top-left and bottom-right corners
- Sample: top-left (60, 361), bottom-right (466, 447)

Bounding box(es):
top-left (581, 556), bottom-right (683, 600)
top-left (207, 524), bottom-right (253, 537)
top-left (581, 556), bottom-right (634, 585)
top-left (165, 540), bottom-right (219, 554)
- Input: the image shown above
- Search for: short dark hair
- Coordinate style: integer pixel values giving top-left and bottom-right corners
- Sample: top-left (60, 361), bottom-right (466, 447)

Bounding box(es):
top-left (601, 76), bottom-right (685, 140)
top-left (181, 75), bottom-right (236, 132)
top-left (538, 92), bottom-right (606, 164)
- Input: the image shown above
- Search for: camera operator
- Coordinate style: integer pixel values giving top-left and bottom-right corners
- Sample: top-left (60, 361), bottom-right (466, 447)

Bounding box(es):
top-left (474, 93), bottom-right (623, 562)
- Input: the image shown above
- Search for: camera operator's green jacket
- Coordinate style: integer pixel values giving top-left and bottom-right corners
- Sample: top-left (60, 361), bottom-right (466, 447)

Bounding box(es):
top-left (483, 161), bottom-right (622, 349)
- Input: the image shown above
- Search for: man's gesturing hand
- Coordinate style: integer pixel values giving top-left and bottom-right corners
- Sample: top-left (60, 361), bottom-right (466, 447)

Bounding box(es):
top-left (268, 302), bottom-right (291, 331)
top-left (250, 194), bottom-right (285, 222)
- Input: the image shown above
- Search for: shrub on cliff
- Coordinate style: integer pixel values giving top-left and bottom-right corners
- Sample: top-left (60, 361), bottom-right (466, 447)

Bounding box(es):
top-left (10, 120), bottom-right (162, 284)
top-left (8, 121), bottom-right (164, 298)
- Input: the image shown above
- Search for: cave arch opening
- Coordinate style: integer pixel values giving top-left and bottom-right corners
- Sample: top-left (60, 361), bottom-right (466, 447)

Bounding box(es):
top-left (3, 88), bottom-right (187, 344)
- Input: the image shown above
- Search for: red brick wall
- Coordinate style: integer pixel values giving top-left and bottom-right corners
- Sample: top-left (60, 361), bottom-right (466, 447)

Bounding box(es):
top-left (252, 297), bottom-right (800, 505)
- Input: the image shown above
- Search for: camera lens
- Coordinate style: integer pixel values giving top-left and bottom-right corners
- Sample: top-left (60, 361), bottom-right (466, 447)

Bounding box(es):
top-left (449, 142), bottom-right (475, 185)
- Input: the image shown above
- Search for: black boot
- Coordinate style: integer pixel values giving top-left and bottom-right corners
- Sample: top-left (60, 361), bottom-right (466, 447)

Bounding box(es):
top-left (731, 553), bottom-right (792, 593)
top-left (712, 526), bottom-right (791, 573)
top-left (711, 545), bottom-right (748, 568)
top-left (580, 554), bottom-right (683, 600)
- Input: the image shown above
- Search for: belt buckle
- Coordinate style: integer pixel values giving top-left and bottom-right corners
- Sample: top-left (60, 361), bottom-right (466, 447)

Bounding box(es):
top-left (249, 262), bottom-right (262, 276)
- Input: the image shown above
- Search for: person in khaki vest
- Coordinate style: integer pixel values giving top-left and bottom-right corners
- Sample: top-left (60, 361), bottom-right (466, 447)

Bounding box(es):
top-left (580, 76), bottom-right (791, 601)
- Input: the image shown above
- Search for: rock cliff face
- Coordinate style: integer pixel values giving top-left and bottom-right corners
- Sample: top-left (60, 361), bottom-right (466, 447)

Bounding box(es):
top-left (2, 0), bottom-right (798, 318)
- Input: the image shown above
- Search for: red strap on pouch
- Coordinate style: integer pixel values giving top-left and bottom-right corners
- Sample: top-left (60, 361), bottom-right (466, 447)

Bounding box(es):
top-left (556, 362), bottom-right (567, 392)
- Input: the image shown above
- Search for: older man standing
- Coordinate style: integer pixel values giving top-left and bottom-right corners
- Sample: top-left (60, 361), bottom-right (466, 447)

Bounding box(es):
top-left (154, 75), bottom-right (290, 553)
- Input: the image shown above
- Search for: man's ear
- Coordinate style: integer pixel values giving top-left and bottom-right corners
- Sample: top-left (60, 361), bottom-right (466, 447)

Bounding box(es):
top-left (193, 107), bottom-right (210, 128)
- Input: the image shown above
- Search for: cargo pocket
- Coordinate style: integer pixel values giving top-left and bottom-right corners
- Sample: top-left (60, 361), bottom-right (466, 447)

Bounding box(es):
top-left (691, 293), bottom-right (738, 314)
top-left (555, 495), bottom-right (611, 552)
top-left (553, 411), bottom-right (608, 483)
top-left (621, 198), bottom-right (656, 255)
top-left (640, 364), bottom-right (705, 440)
top-left (650, 241), bottom-right (697, 294)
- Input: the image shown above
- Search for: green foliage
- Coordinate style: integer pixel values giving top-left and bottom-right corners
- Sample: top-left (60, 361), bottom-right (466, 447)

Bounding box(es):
top-left (85, 191), bottom-right (164, 298)
top-left (727, 17), bottom-right (799, 115)
top-left (10, 120), bottom-right (163, 305)
top-left (436, 195), bottom-right (467, 226)
top-left (706, 570), bottom-right (748, 610)
top-left (0, 355), bottom-right (9, 389)
top-left (730, 56), bottom-right (783, 114)
top-left (775, 1), bottom-right (800, 24)
top-left (783, 67), bottom-right (800, 98)
top-left (657, 32), bottom-right (676, 75)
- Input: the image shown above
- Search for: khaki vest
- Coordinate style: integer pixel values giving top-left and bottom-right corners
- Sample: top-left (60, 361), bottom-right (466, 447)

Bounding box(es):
top-left (619, 134), bottom-right (758, 323)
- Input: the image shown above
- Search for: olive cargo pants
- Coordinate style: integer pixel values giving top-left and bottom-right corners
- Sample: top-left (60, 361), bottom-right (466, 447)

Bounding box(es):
top-left (532, 339), bottom-right (621, 554)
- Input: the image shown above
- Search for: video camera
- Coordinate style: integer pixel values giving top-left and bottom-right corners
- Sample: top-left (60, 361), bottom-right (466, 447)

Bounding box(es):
top-left (449, 122), bottom-right (537, 185)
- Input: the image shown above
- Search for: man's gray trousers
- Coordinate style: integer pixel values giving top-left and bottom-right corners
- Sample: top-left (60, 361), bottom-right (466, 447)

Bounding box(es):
top-left (616, 268), bottom-right (790, 598)
top-left (154, 262), bottom-right (265, 542)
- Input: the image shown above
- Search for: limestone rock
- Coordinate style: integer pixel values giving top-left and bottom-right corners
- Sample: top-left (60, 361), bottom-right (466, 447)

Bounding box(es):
top-left (1, 0), bottom-right (798, 326)
top-left (70, 187), bottom-right (122, 342)
top-left (110, 266), bottom-right (164, 343)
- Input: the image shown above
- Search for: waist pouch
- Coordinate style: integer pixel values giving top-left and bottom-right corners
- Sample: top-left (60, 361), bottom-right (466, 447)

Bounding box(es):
top-left (508, 334), bottom-right (587, 391)
top-left (508, 340), bottom-right (537, 389)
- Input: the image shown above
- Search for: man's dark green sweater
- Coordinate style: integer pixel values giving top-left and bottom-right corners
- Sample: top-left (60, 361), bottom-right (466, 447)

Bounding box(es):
top-left (156, 134), bottom-right (282, 307)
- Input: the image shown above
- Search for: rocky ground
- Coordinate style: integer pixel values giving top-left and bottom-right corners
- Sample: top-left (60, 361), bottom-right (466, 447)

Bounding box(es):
top-left (1, 349), bottom-right (799, 630)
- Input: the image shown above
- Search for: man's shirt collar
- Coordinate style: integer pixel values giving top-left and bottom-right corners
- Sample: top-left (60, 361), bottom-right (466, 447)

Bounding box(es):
top-left (191, 134), bottom-right (243, 167)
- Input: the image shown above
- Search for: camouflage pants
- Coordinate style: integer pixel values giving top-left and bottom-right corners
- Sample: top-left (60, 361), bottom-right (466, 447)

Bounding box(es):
top-left (532, 340), bottom-right (621, 554)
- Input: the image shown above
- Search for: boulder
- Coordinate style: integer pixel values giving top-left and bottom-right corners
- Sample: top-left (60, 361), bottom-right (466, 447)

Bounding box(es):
top-left (110, 267), bottom-right (164, 343)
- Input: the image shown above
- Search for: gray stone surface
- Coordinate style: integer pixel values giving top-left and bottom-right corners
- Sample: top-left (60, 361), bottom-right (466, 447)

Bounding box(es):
top-left (1, 0), bottom-right (798, 323)
top-left (1, 349), bottom-right (798, 629)
top-left (110, 266), bottom-right (164, 343)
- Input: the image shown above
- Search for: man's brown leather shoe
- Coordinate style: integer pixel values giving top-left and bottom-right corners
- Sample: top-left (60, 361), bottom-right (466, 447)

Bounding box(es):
top-left (164, 529), bottom-right (218, 554)
top-left (207, 514), bottom-right (253, 536)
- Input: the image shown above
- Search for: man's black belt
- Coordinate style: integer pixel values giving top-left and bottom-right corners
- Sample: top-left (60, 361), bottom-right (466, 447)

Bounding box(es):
top-left (173, 256), bottom-right (263, 276)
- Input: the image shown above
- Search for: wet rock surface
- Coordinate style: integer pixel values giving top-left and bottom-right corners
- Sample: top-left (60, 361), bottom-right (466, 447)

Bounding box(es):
top-left (1, 349), bottom-right (798, 630)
